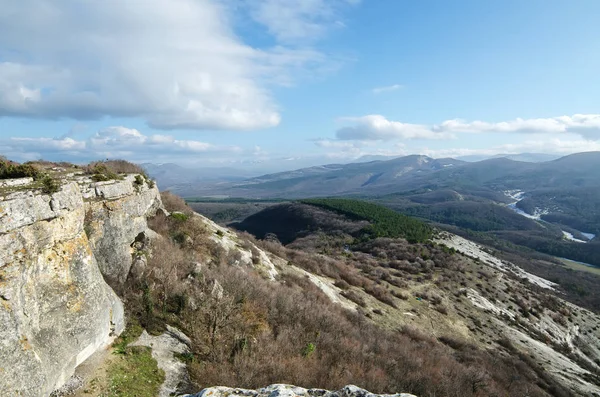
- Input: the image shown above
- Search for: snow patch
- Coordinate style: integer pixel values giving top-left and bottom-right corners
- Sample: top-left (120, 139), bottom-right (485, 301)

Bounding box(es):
top-left (503, 190), bottom-right (549, 220)
top-left (562, 231), bottom-right (587, 244)
top-left (582, 232), bottom-right (596, 241)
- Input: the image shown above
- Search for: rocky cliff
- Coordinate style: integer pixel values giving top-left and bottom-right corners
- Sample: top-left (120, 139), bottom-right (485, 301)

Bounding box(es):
top-left (0, 173), bottom-right (162, 396)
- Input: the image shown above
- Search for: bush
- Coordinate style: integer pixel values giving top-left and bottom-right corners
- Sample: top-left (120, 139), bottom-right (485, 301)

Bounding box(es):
top-left (133, 174), bottom-right (145, 190)
top-left (161, 191), bottom-right (193, 215)
top-left (0, 160), bottom-right (40, 180)
top-left (129, 199), bottom-right (574, 397)
top-left (86, 159), bottom-right (145, 175)
top-left (171, 212), bottom-right (189, 222)
top-left (87, 163), bottom-right (119, 182)
top-left (41, 175), bottom-right (60, 194)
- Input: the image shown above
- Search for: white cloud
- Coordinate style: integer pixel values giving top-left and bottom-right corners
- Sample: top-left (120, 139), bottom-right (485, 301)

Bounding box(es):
top-left (336, 114), bottom-right (600, 141)
top-left (371, 84), bottom-right (403, 94)
top-left (245, 0), bottom-right (359, 43)
top-left (336, 115), bottom-right (455, 141)
top-left (433, 114), bottom-right (600, 137)
top-left (8, 137), bottom-right (86, 152)
top-left (1, 126), bottom-right (244, 163)
top-left (417, 138), bottom-right (600, 159)
top-left (0, 0), bottom-right (341, 130)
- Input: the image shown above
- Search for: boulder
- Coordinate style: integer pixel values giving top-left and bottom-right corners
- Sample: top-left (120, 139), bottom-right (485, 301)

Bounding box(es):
top-left (186, 384), bottom-right (417, 397)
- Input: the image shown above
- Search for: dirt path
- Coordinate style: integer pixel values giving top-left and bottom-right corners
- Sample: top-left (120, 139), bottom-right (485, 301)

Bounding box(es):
top-left (69, 346), bottom-right (115, 397)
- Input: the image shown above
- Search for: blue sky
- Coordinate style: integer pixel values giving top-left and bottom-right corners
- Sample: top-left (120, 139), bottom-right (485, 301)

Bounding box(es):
top-left (1, 0), bottom-right (600, 171)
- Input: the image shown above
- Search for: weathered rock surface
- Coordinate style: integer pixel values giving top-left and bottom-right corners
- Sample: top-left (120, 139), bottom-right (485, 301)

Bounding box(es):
top-left (0, 175), bottom-right (161, 397)
top-left (186, 384), bottom-right (417, 397)
top-left (82, 174), bottom-right (162, 286)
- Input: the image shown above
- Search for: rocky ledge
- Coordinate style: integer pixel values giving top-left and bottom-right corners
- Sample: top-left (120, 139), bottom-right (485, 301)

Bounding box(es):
top-left (0, 174), bottom-right (162, 397)
top-left (187, 385), bottom-right (417, 397)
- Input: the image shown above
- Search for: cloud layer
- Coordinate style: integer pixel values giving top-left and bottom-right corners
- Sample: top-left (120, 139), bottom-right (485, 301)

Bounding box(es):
top-left (245, 0), bottom-right (360, 43)
top-left (336, 114), bottom-right (600, 141)
top-left (0, 0), bottom-right (338, 130)
top-left (336, 115), bottom-right (454, 140)
top-left (1, 127), bottom-right (241, 163)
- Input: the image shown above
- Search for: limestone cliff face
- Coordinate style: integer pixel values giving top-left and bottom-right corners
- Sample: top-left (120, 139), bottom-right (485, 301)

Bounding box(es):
top-left (81, 174), bottom-right (162, 287)
top-left (0, 174), bottom-right (162, 397)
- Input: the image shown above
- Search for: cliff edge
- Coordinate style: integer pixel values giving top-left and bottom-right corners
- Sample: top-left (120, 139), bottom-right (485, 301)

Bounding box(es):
top-left (0, 172), bottom-right (162, 396)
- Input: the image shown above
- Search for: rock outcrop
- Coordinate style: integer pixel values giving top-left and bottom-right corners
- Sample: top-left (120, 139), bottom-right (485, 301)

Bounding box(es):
top-left (81, 174), bottom-right (162, 286)
top-left (186, 384), bottom-right (417, 397)
top-left (0, 174), bottom-right (161, 396)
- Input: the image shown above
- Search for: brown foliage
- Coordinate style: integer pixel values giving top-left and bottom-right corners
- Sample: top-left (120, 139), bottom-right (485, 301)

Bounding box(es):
top-left (85, 159), bottom-right (145, 175)
top-left (125, 203), bottom-right (574, 397)
top-left (160, 191), bottom-right (194, 215)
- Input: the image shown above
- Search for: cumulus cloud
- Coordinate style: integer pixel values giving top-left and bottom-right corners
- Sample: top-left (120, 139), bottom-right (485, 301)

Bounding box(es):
top-left (417, 138), bottom-right (600, 159)
top-left (245, 0), bottom-right (359, 43)
top-left (434, 114), bottom-right (600, 137)
top-left (371, 84), bottom-right (403, 94)
top-left (1, 126), bottom-right (243, 163)
top-left (0, 0), bottom-right (349, 130)
top-left (336, 115), bottom-right (455, 141)
top-left (336, 114), bottom-right (600, 141)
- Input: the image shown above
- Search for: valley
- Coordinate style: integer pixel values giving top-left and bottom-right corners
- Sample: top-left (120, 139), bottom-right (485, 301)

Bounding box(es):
top-left (3, 158), bottom-right (600, 396)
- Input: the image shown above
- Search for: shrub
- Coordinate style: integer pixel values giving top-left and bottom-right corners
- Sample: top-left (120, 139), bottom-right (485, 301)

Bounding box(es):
top-left (171, 212), bottom-right (189, 222)
top-left (133, 174), bottom-right (145, 190)
top-left (0, 160), bottom-right (40, 180)
top-left (41, 175), bottom-right (60, 194)
top-left (88, 163), bottom-right (119, 182)
top-left (161, 191), bottom-right (193, 215)
top-left (86, 159), bottom-right (145, 175)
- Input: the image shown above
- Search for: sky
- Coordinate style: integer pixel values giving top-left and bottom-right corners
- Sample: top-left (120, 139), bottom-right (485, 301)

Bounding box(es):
top-left (1, 0), bottom-right (600, 172)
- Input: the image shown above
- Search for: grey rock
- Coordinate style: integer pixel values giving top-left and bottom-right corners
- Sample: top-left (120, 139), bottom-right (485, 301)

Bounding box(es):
top-left (0, 183), bottom-right (124, 397)
top-left (129, 255), bottom-right (147, 282)
top-left (211, 279), bottom-right (224, 300)
top-left (0, 175), bottom-right (163, 396)
top-left (186, 385), bottom-right (417, 397)
top-left (0, 177), bottom-right (33, 188)
top-left (84, 176), bottom-right (162, 286)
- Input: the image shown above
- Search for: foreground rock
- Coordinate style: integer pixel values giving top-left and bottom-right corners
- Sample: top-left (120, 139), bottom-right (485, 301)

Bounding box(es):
top-left (0, 175), bottom-right (161, 396)
top-left (186, 385), bottom-right (417, 397)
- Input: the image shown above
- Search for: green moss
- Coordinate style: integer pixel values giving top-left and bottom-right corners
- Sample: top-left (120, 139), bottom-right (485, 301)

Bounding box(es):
top-left (106, 346), bottom-right (164, 397)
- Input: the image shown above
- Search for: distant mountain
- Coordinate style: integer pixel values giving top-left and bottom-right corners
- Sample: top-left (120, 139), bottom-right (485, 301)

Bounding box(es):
top-left (141, 163), bottom-right (257, 190)
top-left (457, 152), bottom-right (561, 163)
top-left (173, 155), bottom-right (463, 198)
top-left (497, 153), bottom-right (562, 162)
